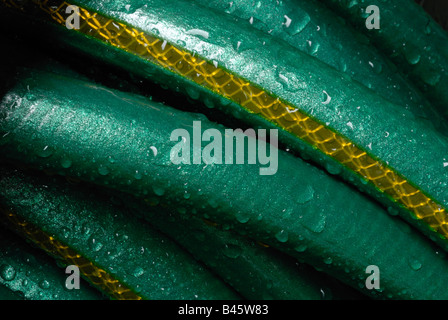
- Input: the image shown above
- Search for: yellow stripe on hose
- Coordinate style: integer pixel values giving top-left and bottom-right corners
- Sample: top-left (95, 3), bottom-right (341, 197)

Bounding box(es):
top-left (5, 0), bottom-right (448, 238)
top-left (0, 209), bottom-right (142, 300)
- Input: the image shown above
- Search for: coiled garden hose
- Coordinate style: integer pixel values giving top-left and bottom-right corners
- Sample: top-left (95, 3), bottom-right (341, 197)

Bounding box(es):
top-left (115, 193), bottom-right (367, 300)
top-left (192, 0), bottom-right (444, 133)
top-left (2, 0), bottom-right (447, 252)
top-left (315, 0), bottom-right (448, 120)
top-left (2, 67), bottom-right (448, 299)
top-left (0, 165), bottom-right (241, 300)
top-left (0, 166), bottom-right (366, 300)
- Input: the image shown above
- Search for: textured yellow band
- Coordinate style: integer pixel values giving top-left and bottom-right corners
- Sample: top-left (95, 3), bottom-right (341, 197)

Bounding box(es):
top-left (3, 0), bottom-right (448, 238)
top-left (1, 209), bottom-right (142, 300)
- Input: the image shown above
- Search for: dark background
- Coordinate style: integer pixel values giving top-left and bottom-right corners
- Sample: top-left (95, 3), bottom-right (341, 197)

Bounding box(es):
top-left (416, 0), bottom-right (448, 30)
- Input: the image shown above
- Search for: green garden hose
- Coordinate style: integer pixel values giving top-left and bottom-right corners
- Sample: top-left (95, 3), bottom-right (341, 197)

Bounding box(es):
top-left (192, 0), bottom-right (444, 133)
top-left (0, 166), bottom-right (366, 300)
top-left (315, 0), bottom-right (448, 119)
top-left (2, 0), bottom-right (447, 252)
top-left (2, 67), bottom-right (448, 299)
top-left (0, 224), bottom-right (104, 300)
top-left (0, 167), bottom-right (240, 300)
top-left (117, 193), bottom-right (366, 300)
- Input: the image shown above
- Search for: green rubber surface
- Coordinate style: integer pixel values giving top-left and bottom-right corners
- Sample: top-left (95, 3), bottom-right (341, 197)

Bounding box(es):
top-left (0, 223), bottom-right (104, 300)
top-left (192, 0), bottom-right (445, 133)
top-left (70, 0), bottom-right (448, 209)
top-left (118, 193), bottom-right (366, 300)
top-left (315, 0), bottom-right (448, 120)
top-left (4, 0), bottom-right (447, 249)
top-left (2, 68), bottom-right (448, 299)
top-left (0, 167), bottom-right (240, 300)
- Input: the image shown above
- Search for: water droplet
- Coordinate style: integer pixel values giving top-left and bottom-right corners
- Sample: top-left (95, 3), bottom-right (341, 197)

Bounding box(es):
top-left (235, 211), bottom-right (250, 223)
top-left (152, 185), bottom-right (165, 196)
top-left (39, 280), bottom-right (50, 289)
top-left (98, 165), bottom-right (109, 176)
top-left (133, 267), bottom-right (145, 278)
top-left (322, 90), bottom-right (331, 104)
top-left (404, 45), bottom-right (421, 65)
top-left (387, 207), bottom-right (399, 216)
top-left (282, 15), bottom-right (292, 28)
top-left (89, 236), bottom-right (103, 252)
top-left (324, 162), bottom-right (342, 175)
top-left (186, 28), bottom-right (209, 39)
top-left (186, 86), bottom-right (200, 100)
top-left (150, 146), bottom-right (158, 157)
top-left (306, 40), bottom-right (320, 55)
top-left (61, 227), bottom-right (70, 239)
top-left (409, 259), bottom-right (422, 271)
top-left (294, 244), bottom-right (307, 252)
top-left (223, 244), bottom-right (241, 259)
top-left (277, 70), bottom-right (307, 92)
top-left (296, 185), bottom-right (314, 204)
top-left (208, 198), bottom-right (219, 209)
top-left (134, 170), bottom-right (142, 180)
top-left (422, 70), bottom-right (441, 86)
top-left (37, 145), bottom-right (53, 158)
top-left (203, 97), bottom-right (215, 109)
top-left (372, 61), bottom-right (383, 74)
top-left (302, 212), bottom-right (326, 233)
top-left (114, 228), bottom-right (129, 242)
top-left (82, 223), bottom-right (91, 235)
top-left (275, 230), bottom-right (289, 243)
top-left (0, 265), bottom-right (16, 281)
top-left (286, 12), bottom-right (310, 36)
top-left (61, 158), bottom-right (72, 169)
top-left (233, 40), bottom-right (255, 53)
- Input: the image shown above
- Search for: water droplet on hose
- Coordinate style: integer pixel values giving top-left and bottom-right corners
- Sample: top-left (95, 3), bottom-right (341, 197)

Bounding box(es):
top-left (89, 236), bottom-right (103, 252)
top-left (39, 280), bottom-right (50, 289)
top-left (0, 265), bottom-right (16, 281)
top-left (37, 145), bottom-right (53, 158)
top-left (61, 158), bottom-right (72, 169)
top-left (151, 186), bottom-right (165, 197)
top-left (296, 185), bottom-right (314, 204)
top-left (134, 170), bottom-right (142, 180)
top-left (235, 211), bottom-right (250, 224)
top-left (277, 70), bottom-right (306, 92)
top-left (286, 12), bottom-right (310, 36)
top-left (294, 244), bottom-right (307, 252)
top-left (133, 267), bottom-right (145, 278)
top-left (404, 46), bottom-right (421, 65)
top-left (324, 162), bottom-right (342, 175)
top-left (409, 259), bottom-right (422, 271)
top-left (275, 230), bottom-right (289, 243)
top-left (98, 165), bottom-right (109, 176)
top-left (387, 207), bottom-right (399, 216)
top-left (186, 86), bottom-right (200, 100)
top-left (223, 244), bottom-right (241, 259)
